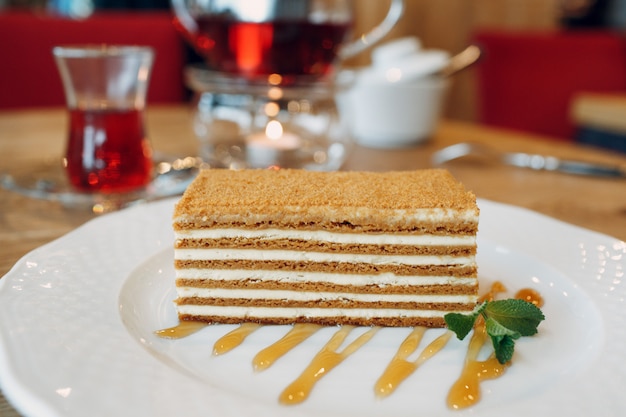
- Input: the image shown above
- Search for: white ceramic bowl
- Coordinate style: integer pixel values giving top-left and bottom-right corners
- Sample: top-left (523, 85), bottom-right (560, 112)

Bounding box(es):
top-left (338, 73), bottom-right (449, 149)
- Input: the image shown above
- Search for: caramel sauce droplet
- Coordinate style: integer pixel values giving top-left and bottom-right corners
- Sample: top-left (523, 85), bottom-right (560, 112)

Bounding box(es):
top-left (213, 323), bottom-right (261, 355)
top-left (375, 328), bottom-right (452, 398)
top-left (447, 323), bottom-right (507, 409)
top-left (154, 321), bottom-right (208, 339)
top-left (279, 326), bottom-right (379, 405)
top-left (480, 281), bottom-right (507, 302)
top-left (253, 323), bottom-right (322, 371)
top-left (515, 288), bottom-right (544, 307)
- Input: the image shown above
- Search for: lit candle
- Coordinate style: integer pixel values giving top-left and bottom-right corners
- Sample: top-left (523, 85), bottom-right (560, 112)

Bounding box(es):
top-left (246, 120), bottom-right (301, 167)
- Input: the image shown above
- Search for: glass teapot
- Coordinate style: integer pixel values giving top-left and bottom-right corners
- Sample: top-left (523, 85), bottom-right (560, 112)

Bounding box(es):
top-left (172, 0), bottom-right (404, 82)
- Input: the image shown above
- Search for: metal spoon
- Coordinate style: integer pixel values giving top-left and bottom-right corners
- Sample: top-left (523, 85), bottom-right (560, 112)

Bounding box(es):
top-left (439, 45), bottom-right (481, 77)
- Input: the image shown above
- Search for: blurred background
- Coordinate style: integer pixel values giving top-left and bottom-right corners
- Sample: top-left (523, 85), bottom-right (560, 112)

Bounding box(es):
top-left (2, 0), bottom-right (626, 151)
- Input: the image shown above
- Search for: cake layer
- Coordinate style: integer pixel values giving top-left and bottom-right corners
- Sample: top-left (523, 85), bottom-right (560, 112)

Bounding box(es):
top-left (176, 279), bottom-right (476, 295)
top-left (175, 248), bottom-right (473, 265)
top-left (173, 169), bottom-right (479, 233)
top-left (176, 307), bottom-right (452, 327)
top-left (176, 269), bottom-right (475, 285)
top-left (176, 239), bottom-right (475, 256)
top-left (175, 229), bottom-right (478, 244)
top-left (177, 299), bottom-right (473, 315)
top-left (176, 288), bottom-right (474, 304)
top-left (174, 210), bottom-right (478, 234)
top-left (175, 259), bottom-right (476, 277)
top-left (175, 269), bottom-right (476, 293)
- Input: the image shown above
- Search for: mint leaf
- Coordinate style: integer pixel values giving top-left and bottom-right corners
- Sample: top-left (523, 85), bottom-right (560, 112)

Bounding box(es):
top-left (445, 302), bottom-right (486, 340)
top-left (485, 317), bottom-right (520, 364)
top-left (484, 299), bottom-right (545, 336)
top-left (445, 312), bottom-right (477, 340)
top-left (444, 298), bottom-right (545, 365)
top-left (490, 333), bottom-right (516, 364)
top-left (484, 316), bottom-right (520, 339)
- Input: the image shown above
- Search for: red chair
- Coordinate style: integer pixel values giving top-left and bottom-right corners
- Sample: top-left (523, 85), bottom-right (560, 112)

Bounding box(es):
top-left (0, 11), bottom-right (186, 109)
top-left (473, 30), bottom-right (626, 141)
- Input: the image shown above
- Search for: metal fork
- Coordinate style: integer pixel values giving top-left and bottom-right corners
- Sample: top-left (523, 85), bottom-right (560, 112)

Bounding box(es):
top-left (432, 142), bottom-right (626, 178)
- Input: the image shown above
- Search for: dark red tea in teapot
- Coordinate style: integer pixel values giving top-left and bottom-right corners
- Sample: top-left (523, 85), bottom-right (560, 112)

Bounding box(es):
top-left (178, 16), bottom-right (351, 80)
top-left (171, 0), bottom-right (403, 82)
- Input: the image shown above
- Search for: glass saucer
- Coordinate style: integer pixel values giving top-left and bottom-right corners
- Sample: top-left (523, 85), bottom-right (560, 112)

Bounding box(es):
top-left (0, 153), bottom-right (202, 214)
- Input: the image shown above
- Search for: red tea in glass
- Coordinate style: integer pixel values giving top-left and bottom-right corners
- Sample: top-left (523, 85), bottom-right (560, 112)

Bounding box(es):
top-left (189, 16), bottom-right (351, 79)
top-left (53, 45), bottom-right (154, 194)
top-left (65, 109), bottom-right (152, 193)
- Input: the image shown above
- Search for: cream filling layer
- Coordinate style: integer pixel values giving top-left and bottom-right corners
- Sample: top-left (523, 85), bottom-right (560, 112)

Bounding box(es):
top-left (175, 249), bottom-right (474, 266)
top-left (176, 269), bottom-right (476, 286)
top-left (175, 228), bottom-right (476, 246)
top-left (176, 287), bottom-right (476, 303)
top-left (176, 305), bottom-right (469, 319)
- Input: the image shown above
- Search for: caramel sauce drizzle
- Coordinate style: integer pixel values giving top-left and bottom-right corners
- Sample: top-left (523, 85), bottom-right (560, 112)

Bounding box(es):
top-left (446, 322), bottom-right (507, 409)
top-left (153, 320), bottom-right (208, 339)
top-left (213, 323), bottom-right (261, 355)
top-left (279, 325), bottom-right (380, 405)
top-left (154, 282), bottom-right (541, 410)
top-left (446, 282), bottom-right (539, 409)
top-left (253, 324), bottom-right (322, 371)
top-left (375, 327), bottom-right (453, 398)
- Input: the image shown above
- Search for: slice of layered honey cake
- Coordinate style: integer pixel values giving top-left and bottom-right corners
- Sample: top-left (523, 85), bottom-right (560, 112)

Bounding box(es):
top-left (172, 169), bottom-right (479, 327)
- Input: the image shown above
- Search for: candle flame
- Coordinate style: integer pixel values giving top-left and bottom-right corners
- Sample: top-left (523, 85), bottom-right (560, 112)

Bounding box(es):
top-left (265, 120), bottom-right (283, 140)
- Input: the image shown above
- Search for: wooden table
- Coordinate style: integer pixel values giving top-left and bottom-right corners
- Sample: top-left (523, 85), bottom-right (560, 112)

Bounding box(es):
top-left (1, 105), bottom-right (625, 416)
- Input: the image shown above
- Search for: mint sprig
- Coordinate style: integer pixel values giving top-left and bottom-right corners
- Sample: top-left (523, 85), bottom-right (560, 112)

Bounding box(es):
top-left (444, 299), bottom-right (545, 364)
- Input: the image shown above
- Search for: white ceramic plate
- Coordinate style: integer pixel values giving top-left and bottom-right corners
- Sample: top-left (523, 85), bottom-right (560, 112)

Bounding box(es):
top-left (0, 198), bottom-right (624, 417)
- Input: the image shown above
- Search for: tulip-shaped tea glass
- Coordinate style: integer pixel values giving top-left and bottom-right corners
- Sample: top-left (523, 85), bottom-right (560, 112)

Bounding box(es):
top-left (0, 45), bottom-right (198, 213)
top-left (53, 45), bottom-right (155, 193)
